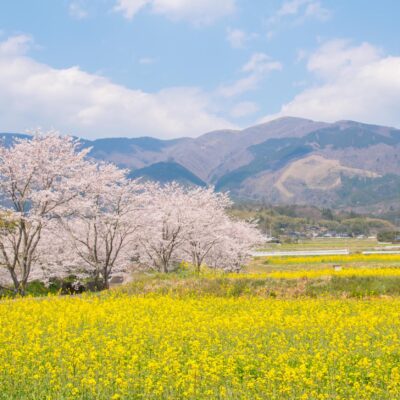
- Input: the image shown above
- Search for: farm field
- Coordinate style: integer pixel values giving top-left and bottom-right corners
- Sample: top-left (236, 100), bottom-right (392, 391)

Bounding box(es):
top-left (260, 238), bottom-right (395, 252)
top-left (3, 244), bottom-right (400, 399)
top-left (251, 238), bottom-right (400, 273)
top-left (253, 254), bottom-right (400, 271)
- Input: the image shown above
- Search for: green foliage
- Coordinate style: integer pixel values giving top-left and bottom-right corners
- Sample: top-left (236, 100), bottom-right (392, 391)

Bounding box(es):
top-left (377, 231), bottom-right (400, 243)
top-left (25, 280), bottom-right (59, 296)
top-left (231, 204), bottom-right (396, 237)
top-left (306, 276), bottom-right (400, 298)
top-left (321, 208), bottom-right (334, 220)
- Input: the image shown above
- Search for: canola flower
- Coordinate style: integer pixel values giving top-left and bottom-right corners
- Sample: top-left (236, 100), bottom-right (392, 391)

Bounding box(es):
top-left (1, 293), bottom-right (400, 399)
top-left (266, 253), bottom-right (400, 265)
top-left (222, 267), bottom-right (400, 280)
top-left (268, 267), bottom-right (400, 280)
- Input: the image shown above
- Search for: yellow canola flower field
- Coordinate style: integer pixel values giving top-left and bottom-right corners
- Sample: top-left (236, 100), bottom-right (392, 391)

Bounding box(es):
top-left (224, 267), bottom-right (400, 280)
top-left (1, 294), bottom-right (400, 399)
top-left (267, 253), bottom-right (400, 265)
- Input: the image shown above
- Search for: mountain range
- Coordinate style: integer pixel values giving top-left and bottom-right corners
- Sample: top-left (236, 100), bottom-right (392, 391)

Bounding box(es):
top-left (2, 116), bottom-right (400, 212)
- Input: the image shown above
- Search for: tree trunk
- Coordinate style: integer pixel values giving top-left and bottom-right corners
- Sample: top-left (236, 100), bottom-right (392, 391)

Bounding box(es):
top-left (193, 253), bottom-right (201, 274)
top-left (9, 268), bottom-right (20, 294)
top-left (162, 262), bottom-right (169, 273)
top-left (160, 256), bottom-right (169, 273)
top-left (8, 268), bottom-right (26, 296)
top-left (19, 282), bottom-right (26, 296)
top-left (14, 281), bottom-right (26, 296)
top-left (103, 267), bottom-right (110, 290)
top-left (93, 270), bottom-right (102, 291)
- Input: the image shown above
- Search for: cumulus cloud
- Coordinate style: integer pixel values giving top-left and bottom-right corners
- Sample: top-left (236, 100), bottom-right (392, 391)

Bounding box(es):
top-left (262, 39), bottom-right (400, 127)
top-left (0, 35), bottom-right (235, 139)
top-left (0, 34), bottom-right (33, 56)
top-left (114, 0), bottom-right (236, 25)
top-left (218, 53), bottom-right (282, 97)
top-left (307, 39), bottom-right (380, 79)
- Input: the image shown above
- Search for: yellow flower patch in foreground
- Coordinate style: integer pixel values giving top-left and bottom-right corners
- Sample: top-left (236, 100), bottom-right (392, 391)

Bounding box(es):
top-left (1, 294), bottom-right (400, 399)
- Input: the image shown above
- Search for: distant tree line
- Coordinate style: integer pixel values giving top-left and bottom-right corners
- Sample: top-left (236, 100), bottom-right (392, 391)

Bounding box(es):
top-left (231, 204), bottom-right (397, 238)
top-left (377, 231), bottom-right (400, 243)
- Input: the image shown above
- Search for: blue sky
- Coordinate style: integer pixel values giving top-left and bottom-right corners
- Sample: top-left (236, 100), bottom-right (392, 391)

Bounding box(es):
top-left (0, 0), bottom-right (399, 139)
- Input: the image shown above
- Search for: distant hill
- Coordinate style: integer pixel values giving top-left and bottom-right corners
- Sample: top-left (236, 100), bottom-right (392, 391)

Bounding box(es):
top-left (79, 136), bottom-right (188, 169)
top-left (0, 133), bottom-right (31, 147)
top-left (1, 117), bottom-right (400, 212)
top-left (129, 161), bottom-right (206, 187)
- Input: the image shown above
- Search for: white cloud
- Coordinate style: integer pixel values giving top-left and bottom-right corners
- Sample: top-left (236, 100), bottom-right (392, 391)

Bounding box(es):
top-left (69, 1), bottom-right (89, 19)
top-left (114, 0), bottom-right (149, 18)
top-left (0, 35), bottom-right (235, 139)
top-left (242, 53), bottom-right (281, 74)
top-left (230, 101), bottom-right (259, 118)
top-left (307, 39), bottom-right (380, 79)
top-left (114, 0), bottom-right (236, 25)
top-left (262, 39), bottom-right (400, 128)
top-left (0, 34), bottom-right (33, 56)
top-left (267, 0), bottom-right (331, 39)
top-left (276, 0), bottom-right (309, 16)
top-left (226, 28), bottom-right (246, 48)
top-left (226, 28), bottom-right (256, 49)
top-left (276, 0), bottom-right (330, 20)
top-left (218, 53), bottom-right (282, 97)
top-left (304, 1), bottom-right (330, 20)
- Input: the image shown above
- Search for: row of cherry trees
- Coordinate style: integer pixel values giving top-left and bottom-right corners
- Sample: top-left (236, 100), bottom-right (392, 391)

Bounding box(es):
top-left (0, 133), bottom-right (263, 294)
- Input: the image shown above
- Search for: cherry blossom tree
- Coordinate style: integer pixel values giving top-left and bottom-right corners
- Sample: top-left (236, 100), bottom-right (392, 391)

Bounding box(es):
top-left (23, 220), bottom-right (78, 284)
top-left (137, 183), bottom-right (263, 274)
top-left (0, 132), bottom-right (96, 294)
top-left (205, 219), bottom-right (263, 272)
top-left (138, 183), bottom-right (192, 273)
top-left (58, 164), bottom-right (150, 289)
top-left (180, 187), bottom-right (232, 273)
